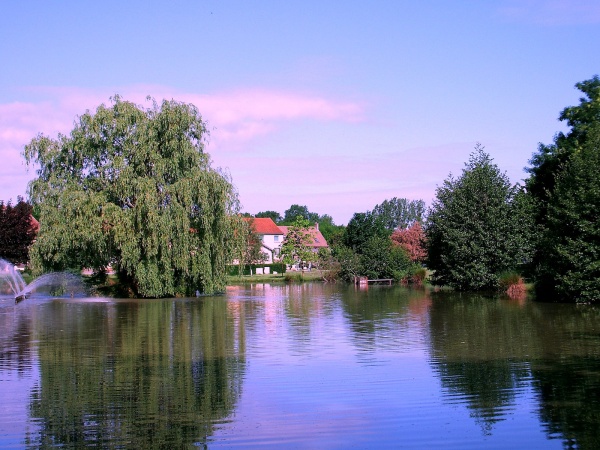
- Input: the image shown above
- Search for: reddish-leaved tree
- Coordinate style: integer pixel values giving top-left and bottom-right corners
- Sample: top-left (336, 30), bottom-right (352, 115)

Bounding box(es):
top-left (0, 198), bottom-right (38, 265)
top-left (390, 221), bottom-right (426, 263)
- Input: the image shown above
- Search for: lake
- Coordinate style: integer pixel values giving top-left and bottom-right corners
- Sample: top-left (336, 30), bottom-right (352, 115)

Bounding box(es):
top-left (1, 283), bottom-right (599, 449)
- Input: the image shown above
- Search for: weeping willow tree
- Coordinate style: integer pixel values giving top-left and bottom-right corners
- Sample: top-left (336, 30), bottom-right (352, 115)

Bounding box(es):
top-left (23, 96), bottom-right (243, 297)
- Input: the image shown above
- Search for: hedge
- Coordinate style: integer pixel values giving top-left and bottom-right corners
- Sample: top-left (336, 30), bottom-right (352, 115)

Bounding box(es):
top-left (228, 263), bottom-right (287, 276)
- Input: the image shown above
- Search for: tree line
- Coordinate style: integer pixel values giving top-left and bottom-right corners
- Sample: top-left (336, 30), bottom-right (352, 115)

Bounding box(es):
top-left (1, 76), bottom-right (599, 302)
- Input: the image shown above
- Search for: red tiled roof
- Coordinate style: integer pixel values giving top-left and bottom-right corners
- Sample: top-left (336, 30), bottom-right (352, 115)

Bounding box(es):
top-left (278, 225), bottom-right (328, 248)
top-left (244, 217), bottom-right (284, 235)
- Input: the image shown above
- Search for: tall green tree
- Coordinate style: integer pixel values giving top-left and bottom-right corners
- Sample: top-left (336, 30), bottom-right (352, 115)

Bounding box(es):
top-left (23, 96), bottom-right (242, 297)
top-left (536, 124), bottom-right (600, 302)
top-left (0, 197), bottom-right (37, 265)
top-left (526, 76), bottom-right (600, 223)
top-left (343, 211), bottom-right (388, 253)
top-left (372, 197), bottom-right (425, 231)
top-left (255, 210), bottom-right (283, 223)
top-left (315, 213), bottom-right (345, 245)
top-left (526, 76), bottom-right (600, 286)
top-left (280, 216), bottom-right (315, 271)
top-left (282, 204), bottom-right (319, 224)
top-left (426, 145), bottom-right (533, 291)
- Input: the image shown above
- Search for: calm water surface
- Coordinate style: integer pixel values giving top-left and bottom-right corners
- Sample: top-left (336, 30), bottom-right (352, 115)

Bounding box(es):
top-left (1, 283), bottom-right (599, 449)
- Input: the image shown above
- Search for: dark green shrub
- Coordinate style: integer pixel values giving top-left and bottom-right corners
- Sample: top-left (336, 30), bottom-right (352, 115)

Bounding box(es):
top-left (411, 267), bottom-right (428, 285)
top-left (227, 263), bottom-right (287, 276)
top-left (284, 272), bottom-right (303, 282)
top-left (498, 271), bottom-right (522, 291)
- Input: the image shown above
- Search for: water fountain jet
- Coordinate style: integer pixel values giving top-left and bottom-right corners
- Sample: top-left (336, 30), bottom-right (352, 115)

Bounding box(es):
top-left (0, 258), bottom-right (88, 303)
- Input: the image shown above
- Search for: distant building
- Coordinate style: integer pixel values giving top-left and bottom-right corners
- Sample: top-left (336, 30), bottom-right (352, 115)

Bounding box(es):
top-left (241, 218), bottom-right (330, 265)
top-left (278, 223), bottom-right (329, 254)
top-left (244, 217), bottom-right (285, 264)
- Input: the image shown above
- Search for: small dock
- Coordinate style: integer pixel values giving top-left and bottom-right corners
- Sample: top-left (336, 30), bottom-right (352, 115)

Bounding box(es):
top-left (367, 278), bottom-right (393, 285)
top-left (354, 276), bottom-right (393, 286)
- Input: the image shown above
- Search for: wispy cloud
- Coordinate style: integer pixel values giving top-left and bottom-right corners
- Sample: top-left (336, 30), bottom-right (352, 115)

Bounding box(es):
top-left (3, 85), bottom-right (365, 145)
top-left (497, 0), bottom-right (600, 25)
top-left (231, 143), bottom-right (476, 222)
top-left (0, 85), bottom-right (366, 207)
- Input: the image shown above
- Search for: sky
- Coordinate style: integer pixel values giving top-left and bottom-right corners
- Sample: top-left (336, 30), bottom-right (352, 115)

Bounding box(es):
top-left (1, 0), bottom-right (599, 225)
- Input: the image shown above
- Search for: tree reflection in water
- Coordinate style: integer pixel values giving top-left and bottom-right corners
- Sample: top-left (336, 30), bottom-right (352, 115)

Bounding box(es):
top-left (26, 299), bottom-right (245, 448)
top-left (2, 285), bottom-right (600, 448)
top-left (428, 291), bottom-right (600, 447)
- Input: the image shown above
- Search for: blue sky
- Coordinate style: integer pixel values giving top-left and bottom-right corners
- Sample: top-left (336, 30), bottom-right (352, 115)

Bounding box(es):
top-left (1, 0), bottom-right (599, 224)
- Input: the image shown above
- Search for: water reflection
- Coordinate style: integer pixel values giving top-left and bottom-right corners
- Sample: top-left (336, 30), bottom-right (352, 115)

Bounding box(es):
top-left (0, 301), bottom-right (36, 373)
top-left (428, 291), bottom-right (600, 447)
top-left (529, 305), bottom-right (600, 450)
top-left (428, 292), bottom-right (534, 432)
top-left (1, 286), bottom-right (600, 448)
top-left (24, 298), bottom-right (245, 448)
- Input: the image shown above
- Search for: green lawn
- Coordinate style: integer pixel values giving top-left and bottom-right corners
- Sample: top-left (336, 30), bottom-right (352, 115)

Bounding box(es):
top-left (227, 270), bottom-right (326, 284)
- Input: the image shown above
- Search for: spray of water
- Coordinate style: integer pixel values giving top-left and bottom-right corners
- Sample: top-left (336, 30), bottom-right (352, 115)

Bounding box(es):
top-left (0, 259), bottom-right (26, 296)
top-left (0, 258), bottom-right (88, 302)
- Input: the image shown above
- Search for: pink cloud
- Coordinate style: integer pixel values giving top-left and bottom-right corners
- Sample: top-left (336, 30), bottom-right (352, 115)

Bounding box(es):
top-left (11, 85), bottom-right (366, 147)
top-left (0, 85), bottom-right (367, 205)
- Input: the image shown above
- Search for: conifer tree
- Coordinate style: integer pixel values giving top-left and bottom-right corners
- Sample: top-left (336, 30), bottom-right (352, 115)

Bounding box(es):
top-left (426, 145), bottom-right (533, 291)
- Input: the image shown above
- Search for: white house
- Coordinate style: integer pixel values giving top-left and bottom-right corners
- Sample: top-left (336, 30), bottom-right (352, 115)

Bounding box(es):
top-left (244, 217), bottom-right (285, 263)
top-left (241, 218), bottom-right (330, 267)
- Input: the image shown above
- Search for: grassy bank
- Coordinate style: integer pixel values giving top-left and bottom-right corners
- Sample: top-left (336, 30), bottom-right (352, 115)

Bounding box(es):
top-left (227, 270), bottom-right (326, 284)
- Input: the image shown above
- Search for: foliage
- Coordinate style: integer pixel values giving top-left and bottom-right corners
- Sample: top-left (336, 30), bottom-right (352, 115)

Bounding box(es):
top-left (282, 204), bottom-right (319, 224)
top-left (497, 271), bottom-right (527, 299)
top-left (321, 223), bottom-right (345, 247)
top-left (390, 221), bottom-right (427, 263)
top-left (426, 145), bottom-right (534, 291)
top-left (255, 210), bottom-right (282, 223)
top-left (331, 237), bottom-right (414, 283)
top-left (280, 216), bottom-right (315, 269)
top-left (0, 197), bottom-right (37, 264)
top-left (317, 249), bottom-right (341, 282)
top-left (525, 76), bottom-right (600, 301)
top-left (314, 213), bottom-right (344, 245)
top-left (411, 267), bottom-right (427, 285)
top-left (535, 124), bottom-right (600, 302)
top-left (284, 272), bottom-right (305, 282)
top-left (23, 96), bottom-right (242, 297)
top-left (359, 236), bottom-right (414, 281)
top-left (332, 245), bottom-right (362, 282)
top-left (497, 271), bottom-right (522, 290)
top-left (526, 76), bottom-right (600, 226)
top-left (372, 197), bottom-right (426, 231)
top-left (227, 263), bottom-right (286, 276)
top-left (236, 218), bottom-right (267, 275)
top-left (343, 211), bottom-right (388, 253)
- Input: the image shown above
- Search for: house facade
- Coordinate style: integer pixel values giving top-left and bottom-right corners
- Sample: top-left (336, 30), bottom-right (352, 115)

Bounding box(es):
top-left (244, 217), bottom-right (285, 264)
top-left (242, 218), bottom-right (329, 266)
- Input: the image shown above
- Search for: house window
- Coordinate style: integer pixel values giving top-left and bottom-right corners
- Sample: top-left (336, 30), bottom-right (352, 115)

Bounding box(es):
top-left (274, 236), bottom-right (279, 242)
